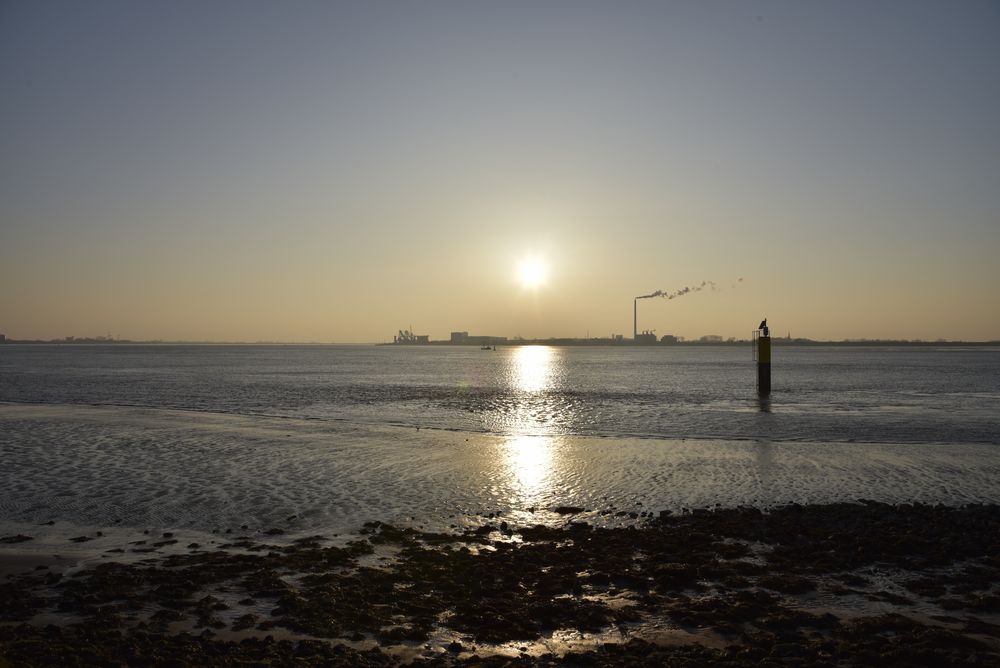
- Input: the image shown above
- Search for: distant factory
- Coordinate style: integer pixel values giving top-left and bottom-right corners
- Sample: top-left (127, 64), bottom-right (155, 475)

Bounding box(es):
top-left (634, 330), bottom-right (657, 345)
top-left (449, 331), bottom-right (508, 346)
top-left (393, 328), bottom-right (429, 344)
top-left (388, 325), bottom-right (689, 346)
top-left (388, 328), bottom-right (508, 345)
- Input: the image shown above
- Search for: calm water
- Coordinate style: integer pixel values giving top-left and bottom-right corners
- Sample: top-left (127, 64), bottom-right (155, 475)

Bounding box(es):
top-left (3, 344), bottom-right (999, 444)
top-left (1, 344), bottom-right (999, 534)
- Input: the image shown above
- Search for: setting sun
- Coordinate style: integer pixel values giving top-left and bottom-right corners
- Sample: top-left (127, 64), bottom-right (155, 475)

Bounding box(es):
top-left (517, 257), bottom-right (548, 289)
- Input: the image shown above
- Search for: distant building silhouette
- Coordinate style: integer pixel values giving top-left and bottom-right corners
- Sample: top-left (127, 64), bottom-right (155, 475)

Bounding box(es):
top-left (394, 329), bottom-right (429, 344)
top-left (635, 330), bottom-right (657, 344)
top-left (451, 331), bottom-right (507, 346)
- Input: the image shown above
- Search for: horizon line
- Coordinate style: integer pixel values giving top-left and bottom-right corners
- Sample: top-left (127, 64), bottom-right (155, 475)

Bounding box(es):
top-left (3, 337), bottom-right (999, 346)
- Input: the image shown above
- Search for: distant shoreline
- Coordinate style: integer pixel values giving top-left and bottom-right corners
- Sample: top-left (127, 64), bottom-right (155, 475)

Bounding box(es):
top-left (378, 339), bottom-right (1000, 348)
top-left (2, 339), bottom-right (998, 347)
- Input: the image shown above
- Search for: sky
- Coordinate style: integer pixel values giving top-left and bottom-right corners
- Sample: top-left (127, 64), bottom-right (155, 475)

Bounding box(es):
top-left (1, 1), bottom-right (998, 342)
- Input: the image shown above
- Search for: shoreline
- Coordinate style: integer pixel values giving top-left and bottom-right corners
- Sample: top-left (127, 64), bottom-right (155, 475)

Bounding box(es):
top-left (3, 501), bottom-right (999, 665)
top-left (4, 402), bottom-right (1000, 542)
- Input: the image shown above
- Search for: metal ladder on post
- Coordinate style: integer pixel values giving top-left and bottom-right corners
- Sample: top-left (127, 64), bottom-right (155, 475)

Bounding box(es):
top-left (751, 329), bottom-right (760, 390)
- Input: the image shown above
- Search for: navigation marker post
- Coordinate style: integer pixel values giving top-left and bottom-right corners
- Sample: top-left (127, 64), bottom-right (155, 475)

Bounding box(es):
top-left (752, 319), bottom-right (771, 396)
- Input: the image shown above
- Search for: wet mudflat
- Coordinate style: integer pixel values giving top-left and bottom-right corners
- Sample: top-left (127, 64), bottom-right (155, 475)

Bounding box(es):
top-left (2, 502), bottom-right (999, 666)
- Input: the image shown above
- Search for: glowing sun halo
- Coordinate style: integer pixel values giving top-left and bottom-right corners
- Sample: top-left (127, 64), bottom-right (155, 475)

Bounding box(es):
top-left (517, 257), bottom-right (548, 289)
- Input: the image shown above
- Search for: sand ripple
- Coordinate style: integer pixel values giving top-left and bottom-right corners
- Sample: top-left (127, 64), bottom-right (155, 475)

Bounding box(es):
top-left (2, 403), bottom-right (999, 536)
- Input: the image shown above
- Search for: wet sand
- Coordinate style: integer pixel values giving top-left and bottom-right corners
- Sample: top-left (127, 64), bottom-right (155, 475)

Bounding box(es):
top-left (4, 403), bottom-right (1000, 537)
top-left (2, 502), bottom-right (999, 666)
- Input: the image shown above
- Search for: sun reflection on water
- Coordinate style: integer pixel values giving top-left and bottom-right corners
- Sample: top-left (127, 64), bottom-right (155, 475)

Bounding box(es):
top-left (513, 345), bottom-right (555, 394)
top-left (506, 434), bottom-right (555, 495)
top-left (501, 346), bottom-right (562, 501)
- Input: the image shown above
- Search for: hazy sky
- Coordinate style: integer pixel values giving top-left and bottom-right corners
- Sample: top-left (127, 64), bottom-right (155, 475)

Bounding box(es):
top-left (2, 1), bottom-right (998, 342)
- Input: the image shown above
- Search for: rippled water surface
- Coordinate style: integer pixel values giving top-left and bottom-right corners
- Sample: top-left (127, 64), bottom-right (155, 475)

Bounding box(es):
top-left (3, 344), bottom-right (999, 443)
top-left (2, 344), bottom-right (998, 533)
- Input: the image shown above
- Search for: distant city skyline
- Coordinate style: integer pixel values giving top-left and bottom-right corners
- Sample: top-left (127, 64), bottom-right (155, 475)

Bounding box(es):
top-left (2, 2), bottom-right (998, 342)
top-left (3, 329), bottom-right (997, 346)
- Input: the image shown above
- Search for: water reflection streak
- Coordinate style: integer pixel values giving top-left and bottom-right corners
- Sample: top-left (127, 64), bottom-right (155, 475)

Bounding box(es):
top-left (500, 347), bottom-right (563, 503)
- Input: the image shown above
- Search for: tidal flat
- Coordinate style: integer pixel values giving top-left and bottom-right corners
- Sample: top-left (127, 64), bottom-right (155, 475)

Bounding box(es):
top-left (2, 502), bottom-right (999, 666)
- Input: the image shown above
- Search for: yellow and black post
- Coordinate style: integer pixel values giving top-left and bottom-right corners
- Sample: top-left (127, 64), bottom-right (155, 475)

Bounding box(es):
top-left (757, 334), bottom-right (771, 395)
top-left (755, 319), bottom-right (771, 395)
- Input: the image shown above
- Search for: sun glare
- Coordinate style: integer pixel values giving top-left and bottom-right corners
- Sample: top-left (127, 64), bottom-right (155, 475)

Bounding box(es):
top-left (517, 257), bottom-right (547, 289)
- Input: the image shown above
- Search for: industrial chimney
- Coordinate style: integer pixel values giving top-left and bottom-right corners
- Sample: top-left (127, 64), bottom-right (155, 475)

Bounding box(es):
top-left (633, 299), bottom-right (637, 340)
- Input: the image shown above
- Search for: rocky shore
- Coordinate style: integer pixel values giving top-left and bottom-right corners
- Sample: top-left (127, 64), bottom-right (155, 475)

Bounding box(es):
top-left (2, 502), bottom-right (999, 666)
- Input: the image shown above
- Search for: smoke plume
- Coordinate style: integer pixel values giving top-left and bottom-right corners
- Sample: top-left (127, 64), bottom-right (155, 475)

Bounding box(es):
top-left (636, 280), bottom-right (718, 300)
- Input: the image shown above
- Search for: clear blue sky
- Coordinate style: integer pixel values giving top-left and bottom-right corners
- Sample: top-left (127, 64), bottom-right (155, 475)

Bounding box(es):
top-left (2, 1), bottom-right (998, 341)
